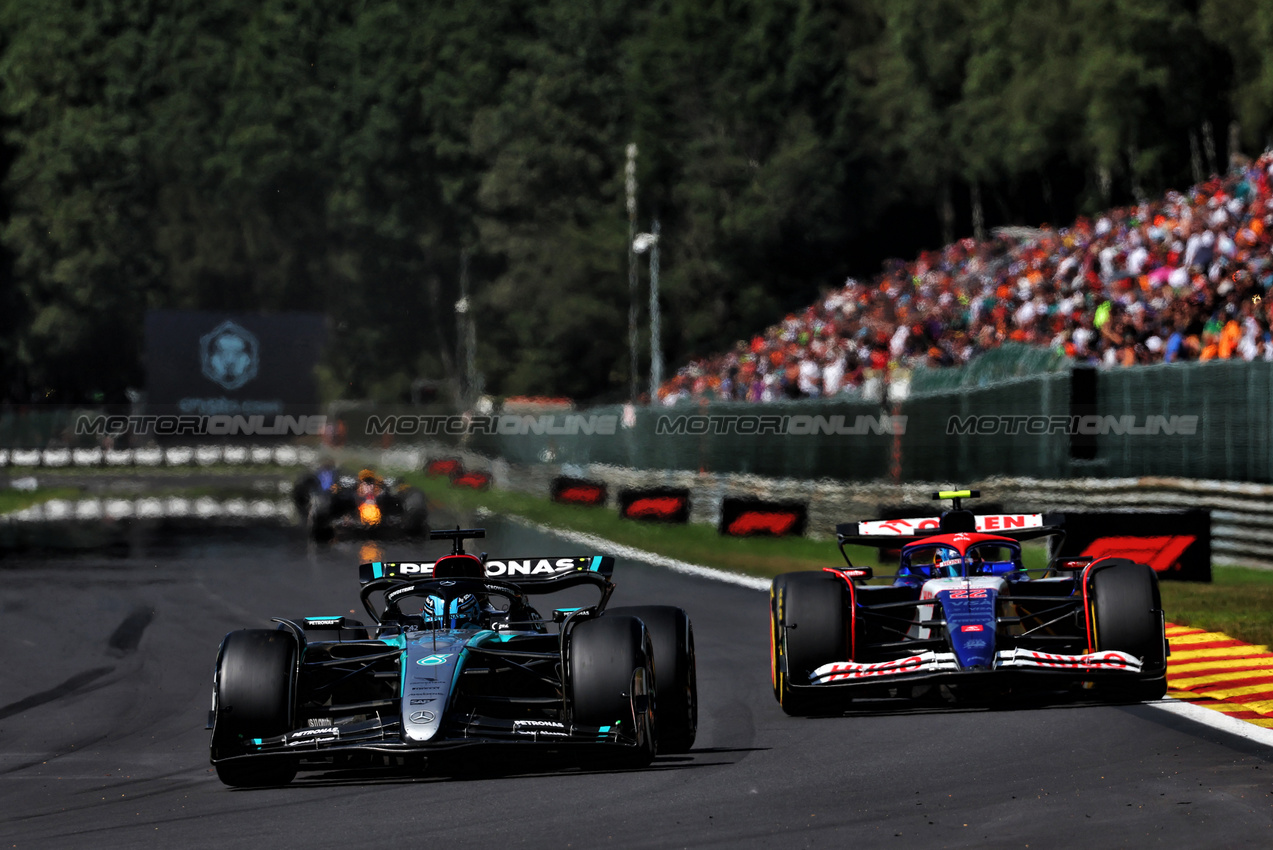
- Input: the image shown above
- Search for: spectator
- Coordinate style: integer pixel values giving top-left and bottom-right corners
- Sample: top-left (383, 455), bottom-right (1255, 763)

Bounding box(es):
top-left (659, 151), bottom-right (1273, 403)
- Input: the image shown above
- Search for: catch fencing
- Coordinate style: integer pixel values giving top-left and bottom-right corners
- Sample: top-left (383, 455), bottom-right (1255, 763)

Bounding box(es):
top-left (433, 353), bottom-right (1273, 485)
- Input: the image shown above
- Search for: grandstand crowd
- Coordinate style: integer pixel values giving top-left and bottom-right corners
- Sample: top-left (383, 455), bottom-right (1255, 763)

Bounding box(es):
top-left (658, 152), bottom-right (1273, 404)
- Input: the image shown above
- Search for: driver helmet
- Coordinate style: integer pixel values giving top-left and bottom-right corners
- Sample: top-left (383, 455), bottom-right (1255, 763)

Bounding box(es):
top-left (968, 549), bottom-right (987, 574)
top-left (922, 545), bottom-right (962, 578)
top-left (424, 594), bottom-right (481, 629)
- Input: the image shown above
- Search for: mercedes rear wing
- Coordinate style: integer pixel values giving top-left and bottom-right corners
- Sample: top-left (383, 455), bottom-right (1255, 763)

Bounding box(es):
top-left (359, 556), bottom-right (615, 585)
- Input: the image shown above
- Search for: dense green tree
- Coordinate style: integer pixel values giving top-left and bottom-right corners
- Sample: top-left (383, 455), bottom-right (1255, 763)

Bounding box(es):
top-left (0, 0), bottom-right (167, 398)
top-left (625, 0), bottom-right (881, 363)
top-left (0, 0), bottom-right (1258, 404)
top-left (1201, 0), bottom-right (1273, 151)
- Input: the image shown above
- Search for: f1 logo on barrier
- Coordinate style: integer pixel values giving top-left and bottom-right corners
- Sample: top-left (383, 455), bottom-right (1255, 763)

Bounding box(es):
top-left (618, 488), bottom-right (691, 523)
top-left (551, 477), bottom-right (608, 507)
top-left (425, 458), bottom-right (463, 478)
top-left (1057, 510), bottom-right (1211, 582)
top-left (1081, 536), bottom-right (1196, 575)
top-left (719, 497), bottom-right (808, 537)
top-left (450, 471), bottom-right (491, 490)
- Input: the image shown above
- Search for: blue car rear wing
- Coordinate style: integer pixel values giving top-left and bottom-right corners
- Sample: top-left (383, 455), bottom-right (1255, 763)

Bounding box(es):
top-left (359, 555), bottom-right (614, 585)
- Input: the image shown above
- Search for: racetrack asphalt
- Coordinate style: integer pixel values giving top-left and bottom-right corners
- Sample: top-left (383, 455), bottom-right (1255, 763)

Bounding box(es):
top-left (2, 511), bottom-right (1272, 849)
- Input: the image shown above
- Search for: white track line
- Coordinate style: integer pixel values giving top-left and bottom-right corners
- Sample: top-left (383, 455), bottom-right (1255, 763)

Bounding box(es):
top-left (501, 511), bottom-right (1273, 749)
top-left (1147, 698), bottom-right (1273, 747)
top-left (492, 512), bottom-right (770, 591)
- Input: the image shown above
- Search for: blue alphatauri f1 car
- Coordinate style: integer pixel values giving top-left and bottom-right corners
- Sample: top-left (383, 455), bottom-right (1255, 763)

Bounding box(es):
top-left (209, 528), bottom-right (696, 786)
top-left (770, 491), bottom-right (1168, 715)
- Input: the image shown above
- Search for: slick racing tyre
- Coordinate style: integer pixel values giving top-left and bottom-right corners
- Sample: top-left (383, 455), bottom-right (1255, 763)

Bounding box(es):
top-left (608, 606), bottom-right (697, 753)
top-left (1090, 560), bottom-right (1168, 701)
top-left (771, 572), bottom-right (846, 716)
top-left (211, 629), bottom-right (299, 787)
top-left (570, 615), bottom-right (656, 767)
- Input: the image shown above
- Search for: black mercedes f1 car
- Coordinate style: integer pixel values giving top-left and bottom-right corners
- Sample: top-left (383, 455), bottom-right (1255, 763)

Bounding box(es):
top-left (208, 528), bottom-right (696, 786)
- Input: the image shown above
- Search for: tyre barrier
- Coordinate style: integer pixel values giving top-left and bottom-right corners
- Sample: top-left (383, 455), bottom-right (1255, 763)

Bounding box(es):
top-left (0, 496), bottom-right (295, 524)
top-left (0, 445), bottom-right (319, 469)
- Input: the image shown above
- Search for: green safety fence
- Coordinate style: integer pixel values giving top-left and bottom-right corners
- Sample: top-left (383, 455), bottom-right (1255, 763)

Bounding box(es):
top-left (462, 398), bottom-right (898, 480)
top-left (452, 352), bottom-right (1273, 484)
top-left (7, 350), bottom-right (1273, 485)
top-left (1092, 359), bottom-right (1273, 482)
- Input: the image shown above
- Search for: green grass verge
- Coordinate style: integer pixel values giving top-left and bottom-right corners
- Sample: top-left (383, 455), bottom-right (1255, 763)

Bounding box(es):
top-left (408, 473), bottom-right (850, 575)
top-left (1159, 567), bottom-right (1273, 649)
top-left (411, 475), bottom-right (1273, 647)
top-left (0, 487), bottom-right (83, 514)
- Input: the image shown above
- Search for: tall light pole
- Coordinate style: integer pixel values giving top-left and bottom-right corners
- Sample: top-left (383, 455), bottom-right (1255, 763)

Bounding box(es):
top-left (625, 143), bottom-right (639, 403)
top-left (634, 219), bottom-right (661, 401)
top-left (455, 249), bottom-right (481, 405)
